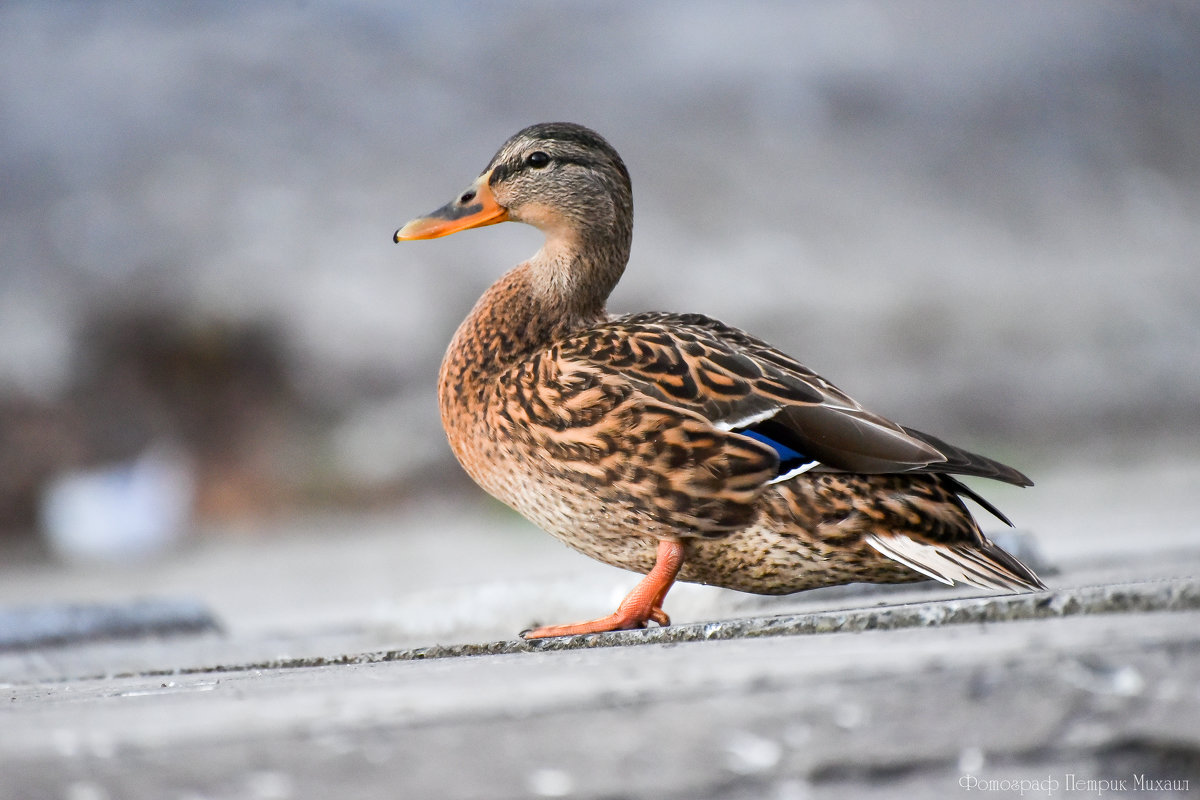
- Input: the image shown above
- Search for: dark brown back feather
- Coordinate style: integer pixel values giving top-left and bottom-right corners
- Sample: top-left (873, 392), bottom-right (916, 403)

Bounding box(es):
top-left (571, 311), bottom-right (1031, 487)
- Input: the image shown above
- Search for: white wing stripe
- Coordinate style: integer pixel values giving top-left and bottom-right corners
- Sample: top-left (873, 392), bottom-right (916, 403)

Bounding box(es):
top-left (712, 406), bottom-right (782, 432)
top-left (768, 460), bottom-right (820, 484)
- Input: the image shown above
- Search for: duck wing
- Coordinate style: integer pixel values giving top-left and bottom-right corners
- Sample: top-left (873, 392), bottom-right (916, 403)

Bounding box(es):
top-left (568, 311), bottom-right (1032, 488)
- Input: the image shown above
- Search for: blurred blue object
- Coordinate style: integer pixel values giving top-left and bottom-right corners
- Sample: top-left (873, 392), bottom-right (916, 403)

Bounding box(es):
top-left (40, 446), bottom-right (195, 563)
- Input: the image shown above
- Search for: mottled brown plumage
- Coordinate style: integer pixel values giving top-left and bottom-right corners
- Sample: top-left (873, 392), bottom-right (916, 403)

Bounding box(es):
top-left (395, 122), bottom-right (1044, 638)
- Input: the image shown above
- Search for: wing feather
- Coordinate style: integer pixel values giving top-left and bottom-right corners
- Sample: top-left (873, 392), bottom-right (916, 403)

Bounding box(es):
top-left (563, 312), bottom-right (1030, 486)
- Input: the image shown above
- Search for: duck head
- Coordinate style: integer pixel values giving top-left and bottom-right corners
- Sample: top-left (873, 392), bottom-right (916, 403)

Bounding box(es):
top-left (394, 122), bottom-right (632, 254)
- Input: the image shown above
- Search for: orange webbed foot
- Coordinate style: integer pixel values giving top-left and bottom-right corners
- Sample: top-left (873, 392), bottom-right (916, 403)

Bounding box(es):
top-left (521, 539), bottom-right (683, 640)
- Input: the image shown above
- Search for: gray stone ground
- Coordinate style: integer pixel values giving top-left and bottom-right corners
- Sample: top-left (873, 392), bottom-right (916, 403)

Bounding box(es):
top-left (2, 461), bottom-right (1199, 800)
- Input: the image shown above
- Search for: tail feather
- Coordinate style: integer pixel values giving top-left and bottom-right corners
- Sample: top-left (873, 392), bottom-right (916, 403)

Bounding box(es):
top-left (901, 426), bottom-right (1033, 487)
top-left (940, 475), bottom-right (1014, 527)
top-left (865, 532), bottom-right (1046, 592)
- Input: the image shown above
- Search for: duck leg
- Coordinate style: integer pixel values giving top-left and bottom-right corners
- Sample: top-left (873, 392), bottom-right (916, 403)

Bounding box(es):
top-left (522, 539), bottom-right (684, 639)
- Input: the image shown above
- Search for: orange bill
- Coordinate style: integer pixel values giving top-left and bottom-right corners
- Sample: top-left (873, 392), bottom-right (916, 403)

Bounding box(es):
top-left (394, 171), bottom-right (508, 242)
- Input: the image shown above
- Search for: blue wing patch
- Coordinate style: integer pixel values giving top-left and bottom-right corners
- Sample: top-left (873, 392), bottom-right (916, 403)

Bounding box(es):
top-left (736, 426), bottom-right (820, 483)
top-left (738, 429), bottom-right (806, 462)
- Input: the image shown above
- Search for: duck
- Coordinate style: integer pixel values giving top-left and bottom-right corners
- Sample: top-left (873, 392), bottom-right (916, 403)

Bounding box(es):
top-left (394, 122), bottom-right (1044, 639)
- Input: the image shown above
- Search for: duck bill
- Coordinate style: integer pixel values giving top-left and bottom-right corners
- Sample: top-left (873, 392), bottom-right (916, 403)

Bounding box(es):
top-left (393, 172), bottom-right (508, 242)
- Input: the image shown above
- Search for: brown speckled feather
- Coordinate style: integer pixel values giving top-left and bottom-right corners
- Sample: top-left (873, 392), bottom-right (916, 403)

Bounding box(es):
top-left (494, 346), bottom-right (777, 536)
top-left (561, 312), bottom-right (1032, 486)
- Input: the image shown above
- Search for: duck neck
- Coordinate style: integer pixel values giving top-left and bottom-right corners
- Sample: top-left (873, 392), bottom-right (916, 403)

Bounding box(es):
top-left (527, 221), bottom-right (631, 328)
top-left (441, 220), bottom-right (631, 383)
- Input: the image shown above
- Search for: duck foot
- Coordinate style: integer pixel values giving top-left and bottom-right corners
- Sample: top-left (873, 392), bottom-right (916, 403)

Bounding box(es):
top-left (522, 539), bottom-right (684, 639)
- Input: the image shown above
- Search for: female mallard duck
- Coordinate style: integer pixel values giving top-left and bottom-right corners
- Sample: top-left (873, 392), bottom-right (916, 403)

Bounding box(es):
top-left (395, 122), bottom-right (1044, 639)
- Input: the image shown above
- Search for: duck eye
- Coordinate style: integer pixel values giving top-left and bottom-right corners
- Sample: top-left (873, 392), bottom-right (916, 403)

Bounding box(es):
top-left (526, 151), bottom-right (550, 168)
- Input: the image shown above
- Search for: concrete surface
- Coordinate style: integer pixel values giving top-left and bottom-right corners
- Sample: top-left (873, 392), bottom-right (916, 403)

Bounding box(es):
top-left (2, 586), bottom-right (1197, 800)
top-left (2, 459), bottom-right (1199, 799)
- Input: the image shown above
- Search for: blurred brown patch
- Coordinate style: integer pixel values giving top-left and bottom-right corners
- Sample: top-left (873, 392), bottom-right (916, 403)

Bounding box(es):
top-left (0, 309), bottom-right (307, 535)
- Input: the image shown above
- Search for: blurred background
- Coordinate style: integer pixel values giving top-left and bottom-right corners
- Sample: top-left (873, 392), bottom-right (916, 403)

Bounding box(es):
top-left (1, 1), bottom-right (1197, 633)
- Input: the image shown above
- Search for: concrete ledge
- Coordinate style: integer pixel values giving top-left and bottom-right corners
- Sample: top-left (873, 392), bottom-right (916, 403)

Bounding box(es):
top-left (27, 576), bottom-right (1194, 684)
